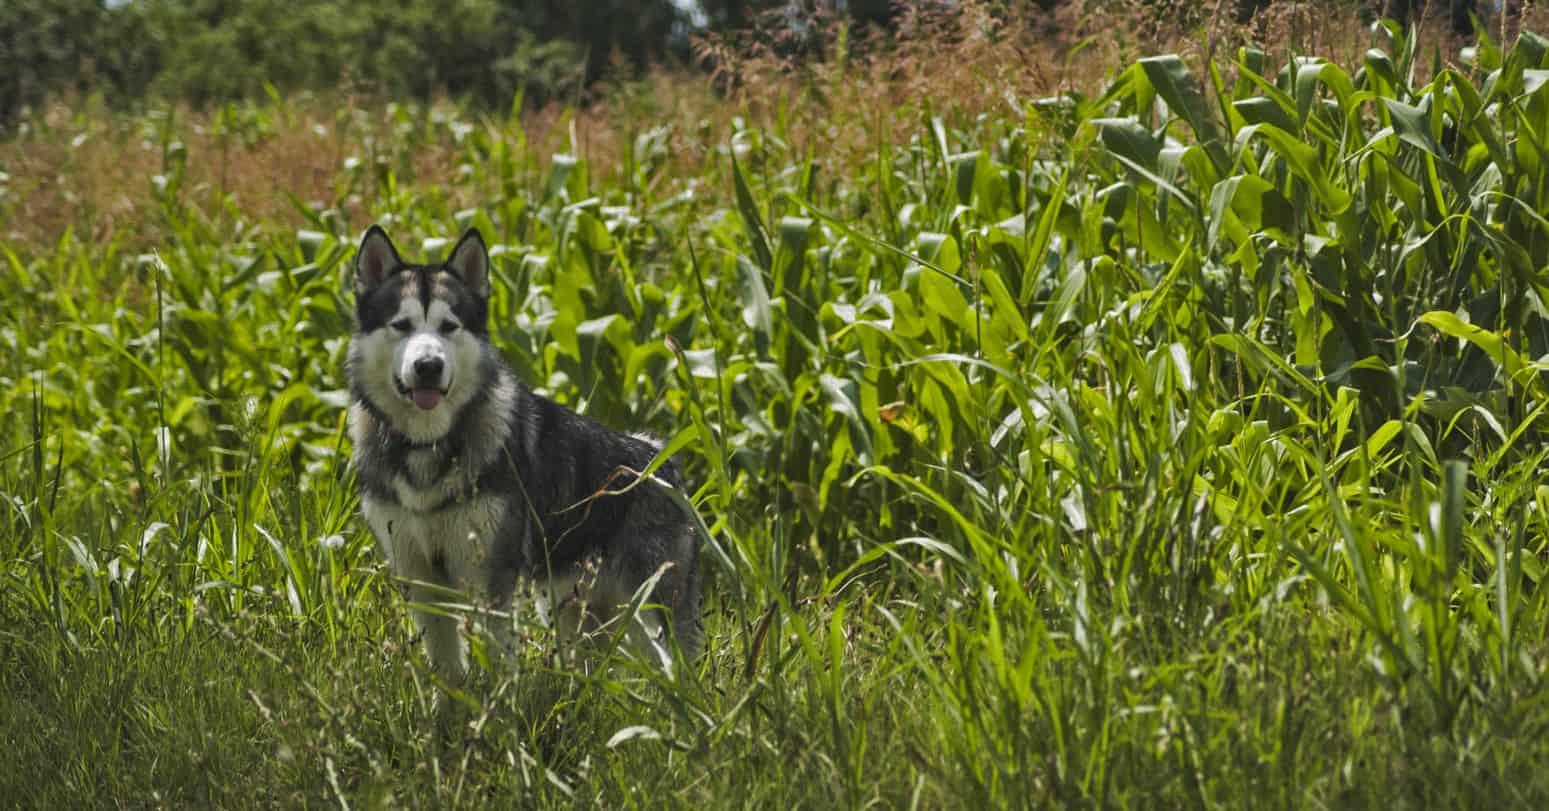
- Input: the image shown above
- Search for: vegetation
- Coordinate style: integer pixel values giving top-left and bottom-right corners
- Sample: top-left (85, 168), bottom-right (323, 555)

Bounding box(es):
top-left (0, 0), bottom-right (915, 123)
top-left (4, 6), bottom-right (1549, 808)
top-left (2, 0), bottom-right (1509, 124)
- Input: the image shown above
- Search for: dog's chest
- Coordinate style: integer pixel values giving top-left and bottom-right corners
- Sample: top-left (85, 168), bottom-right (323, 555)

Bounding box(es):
top-left (391, 446), bottom-right (470, 507)
top-left (361, 490), bottom-right (508, 588)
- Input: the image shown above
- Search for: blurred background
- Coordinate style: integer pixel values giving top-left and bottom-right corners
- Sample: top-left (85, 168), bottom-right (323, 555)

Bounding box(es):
top-left (2, 0), bottom-right (905, 121)
top-left (0, 0), bottom-right (1514, 126)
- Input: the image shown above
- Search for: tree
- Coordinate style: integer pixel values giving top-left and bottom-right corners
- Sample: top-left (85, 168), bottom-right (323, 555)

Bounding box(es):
top-left (1, 0), bottom-right (159, 124)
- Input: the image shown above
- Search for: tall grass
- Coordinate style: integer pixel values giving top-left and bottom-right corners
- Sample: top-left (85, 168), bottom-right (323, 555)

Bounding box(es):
top-left (3, 13), bottom-right (1549, 809)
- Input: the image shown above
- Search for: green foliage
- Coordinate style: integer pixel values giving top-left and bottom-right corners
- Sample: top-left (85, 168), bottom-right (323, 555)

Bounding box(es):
top-left (4, 24), bottom-right (1549, 808)
top-left (0, 0), bottom-right (160, 122)
top-left (133, 0), bottom-right (593, 108)
top-left (1, 0), bottom-right (695, 119)
top-left (0, 0), bottom-right (959, 121)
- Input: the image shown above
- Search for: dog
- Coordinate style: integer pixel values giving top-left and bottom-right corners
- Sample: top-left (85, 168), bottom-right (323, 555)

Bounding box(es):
top-left (345, 224), bottom-right (701, 689)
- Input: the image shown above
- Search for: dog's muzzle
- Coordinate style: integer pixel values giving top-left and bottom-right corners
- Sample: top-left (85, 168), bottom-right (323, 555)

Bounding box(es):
top-left (397, 335), bottom-right (452, 410)
top-left (396, 356), bottom-right (448, 411)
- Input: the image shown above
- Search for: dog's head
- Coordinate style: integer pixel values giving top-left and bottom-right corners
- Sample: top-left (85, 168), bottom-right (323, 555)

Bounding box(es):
top-left (348, 225), bottom-right (492, 443)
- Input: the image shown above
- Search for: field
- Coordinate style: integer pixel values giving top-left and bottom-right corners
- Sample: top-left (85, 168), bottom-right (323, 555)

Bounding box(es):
top-left (4, 14), bottom-right (1549, 809)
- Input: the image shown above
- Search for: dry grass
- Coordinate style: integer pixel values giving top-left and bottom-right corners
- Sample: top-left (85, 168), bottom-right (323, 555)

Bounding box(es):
top-left (1, 0), bottom-right (1540, 256)
top-left (0, 95), bottom-right (463, 255)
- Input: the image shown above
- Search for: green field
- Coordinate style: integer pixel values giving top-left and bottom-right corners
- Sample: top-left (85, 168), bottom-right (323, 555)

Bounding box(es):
top-left (4, 18), bottom-right (1549, 809)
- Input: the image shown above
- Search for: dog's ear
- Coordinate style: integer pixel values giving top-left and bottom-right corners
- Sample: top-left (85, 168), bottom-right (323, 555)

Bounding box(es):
top-left (445, 228), bottom-right (491, 298)
top-left (355, 225), bottom-right (402, 294)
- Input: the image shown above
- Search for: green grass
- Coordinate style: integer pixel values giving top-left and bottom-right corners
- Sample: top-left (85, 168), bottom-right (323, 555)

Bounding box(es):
top-left (5, 21), bottom-right (1549, 808)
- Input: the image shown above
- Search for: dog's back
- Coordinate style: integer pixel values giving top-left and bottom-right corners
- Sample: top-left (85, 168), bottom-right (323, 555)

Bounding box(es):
top-left (487, 388), bottom-right (702, 658)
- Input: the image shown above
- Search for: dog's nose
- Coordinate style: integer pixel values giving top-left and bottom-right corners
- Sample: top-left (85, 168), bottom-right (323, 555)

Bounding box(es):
top-left (412, 356), bottom-right (444, 382)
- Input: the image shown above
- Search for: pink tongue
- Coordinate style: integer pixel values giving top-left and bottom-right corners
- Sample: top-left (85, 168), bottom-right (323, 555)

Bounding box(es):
top-left (412, 388), bottom-right (443, 410)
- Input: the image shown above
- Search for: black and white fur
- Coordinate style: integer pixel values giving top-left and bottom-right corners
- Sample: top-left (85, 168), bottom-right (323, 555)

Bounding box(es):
top-left (346, 225), bottom-right (701, 687)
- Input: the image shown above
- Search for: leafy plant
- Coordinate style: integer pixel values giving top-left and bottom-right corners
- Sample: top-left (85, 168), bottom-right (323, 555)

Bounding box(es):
top-left (3, 20), bottom-right (1549, 808)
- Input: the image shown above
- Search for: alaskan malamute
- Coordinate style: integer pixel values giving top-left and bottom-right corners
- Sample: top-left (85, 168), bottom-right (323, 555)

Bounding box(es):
top-left (346, 225), bottom-right (701, 687)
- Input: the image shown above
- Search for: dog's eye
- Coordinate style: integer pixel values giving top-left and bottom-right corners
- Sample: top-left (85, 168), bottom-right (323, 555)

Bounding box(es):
top-left (390, 318), bottom-right (412, 333)
top-left (438, 321), bottom-right (461, 335)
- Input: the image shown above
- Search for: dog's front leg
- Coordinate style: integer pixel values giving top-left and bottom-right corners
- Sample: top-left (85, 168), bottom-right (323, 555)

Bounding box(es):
top-left (407, 580), bottom-right (468, 688)
top-left (394, 543), bottom-right (467, 690)
top-left (441, 544), bottom-right (518, 672)
top-left (403, 570), bottom-right (471, 733)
